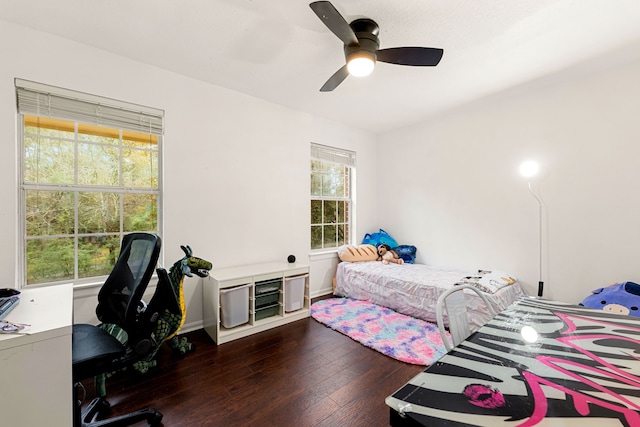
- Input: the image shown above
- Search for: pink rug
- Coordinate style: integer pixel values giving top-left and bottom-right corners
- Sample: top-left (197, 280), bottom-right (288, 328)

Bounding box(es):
top-left (311, 298), bottom-right (448, 365)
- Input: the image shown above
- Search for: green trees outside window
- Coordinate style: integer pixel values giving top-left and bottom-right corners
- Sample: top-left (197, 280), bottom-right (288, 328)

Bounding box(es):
top-left (22, 116), bottom-right (160, 285)
top-left (310, 159), bottom-right (350, 250)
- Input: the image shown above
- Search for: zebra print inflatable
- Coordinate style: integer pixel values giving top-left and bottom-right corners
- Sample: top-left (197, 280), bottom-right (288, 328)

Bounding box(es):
top-left (387, 297), bottom-right (640, 426)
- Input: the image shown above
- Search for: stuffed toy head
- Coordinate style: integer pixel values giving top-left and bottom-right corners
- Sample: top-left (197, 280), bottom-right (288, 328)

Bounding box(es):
top-left (579, 281), bottom-right (640, 316)
top-left (377, 244), bottom-right (404, 265)
top-left (377, 243), bottom-right (391, 258)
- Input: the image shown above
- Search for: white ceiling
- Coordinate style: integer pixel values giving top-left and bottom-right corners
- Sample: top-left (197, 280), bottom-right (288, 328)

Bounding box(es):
top-left (2, 0), bottom-right (640, 133)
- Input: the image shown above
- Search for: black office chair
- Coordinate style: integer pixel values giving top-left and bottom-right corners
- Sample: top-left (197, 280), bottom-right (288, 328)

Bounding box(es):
top-left (73, 233), bottom-right (164, 427)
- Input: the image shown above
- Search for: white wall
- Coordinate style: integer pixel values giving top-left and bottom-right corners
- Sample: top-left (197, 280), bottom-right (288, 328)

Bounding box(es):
top-left (0, 21), bottom-right (378, 328)
top-left (377, 52), bottom-right (640, 304)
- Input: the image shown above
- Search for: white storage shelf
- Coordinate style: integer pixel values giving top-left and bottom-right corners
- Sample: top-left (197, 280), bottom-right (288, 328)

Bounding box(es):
top-left (202, 262), bottom-right (310, 344)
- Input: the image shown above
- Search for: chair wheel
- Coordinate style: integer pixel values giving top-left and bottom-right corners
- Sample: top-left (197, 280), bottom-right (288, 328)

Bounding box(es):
top-left (99, 399), bottom-right (111, 411)
top-left (148, 411), bottom-right (163, 425)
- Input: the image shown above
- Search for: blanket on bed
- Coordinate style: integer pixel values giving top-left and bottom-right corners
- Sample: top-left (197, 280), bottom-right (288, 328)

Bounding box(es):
top-left (457, 270), bottom-right (517, 294)
top-left (334, 261), bottom-right (525, 332)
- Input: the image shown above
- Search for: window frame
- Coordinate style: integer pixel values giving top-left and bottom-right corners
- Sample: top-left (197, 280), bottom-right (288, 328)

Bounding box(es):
top-left (16, 80), bottom-right (163, 288)
top-left (310, 143), bottom-right (356, 251)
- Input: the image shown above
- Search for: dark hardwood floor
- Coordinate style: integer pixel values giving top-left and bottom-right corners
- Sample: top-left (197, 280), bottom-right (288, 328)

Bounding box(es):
top-left (81, 314), bottom-right (425, 427)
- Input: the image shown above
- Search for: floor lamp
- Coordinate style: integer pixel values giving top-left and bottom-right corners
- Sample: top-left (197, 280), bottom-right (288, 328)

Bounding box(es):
top-left (519, 161), bottom-right (544, 297)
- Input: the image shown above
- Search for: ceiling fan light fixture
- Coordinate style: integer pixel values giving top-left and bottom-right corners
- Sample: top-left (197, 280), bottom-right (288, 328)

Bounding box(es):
top-left (347, 51), bottom-right (375, 77)
top-left (310, 1), bottom-right (443, 91)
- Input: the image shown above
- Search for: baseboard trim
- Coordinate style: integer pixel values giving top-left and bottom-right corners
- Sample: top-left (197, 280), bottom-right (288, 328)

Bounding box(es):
top-left (310, 287), bottom-right (333, 299)
top-left (180, 320), bottom-right (204, 334)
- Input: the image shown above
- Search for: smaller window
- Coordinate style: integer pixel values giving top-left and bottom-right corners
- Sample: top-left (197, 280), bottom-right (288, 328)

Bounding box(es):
top-left (310, 143), bottom-right (355, 250)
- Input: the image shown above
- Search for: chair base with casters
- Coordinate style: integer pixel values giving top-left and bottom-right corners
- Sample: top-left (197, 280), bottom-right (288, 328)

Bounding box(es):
top-left (75, 390), bottom-right (162, 427)
top-left (73, 324), bottom-right (163, 427)
top-left (436, 284), bottom-right (497, 352)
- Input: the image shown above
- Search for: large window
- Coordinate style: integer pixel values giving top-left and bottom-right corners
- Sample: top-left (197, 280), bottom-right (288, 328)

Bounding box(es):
top-left (16, 79), bottom-right (163, 286)
top-left (310, 143), bottom-right (355, 250)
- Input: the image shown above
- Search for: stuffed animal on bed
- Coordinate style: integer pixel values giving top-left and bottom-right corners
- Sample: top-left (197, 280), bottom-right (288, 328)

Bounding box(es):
top-left (377, 244), bottom-right (404, 265)
top-left (579, 281), bottom-right (640, 316)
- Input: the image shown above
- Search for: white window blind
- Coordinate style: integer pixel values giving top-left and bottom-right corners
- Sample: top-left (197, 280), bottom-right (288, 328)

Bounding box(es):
top-left (15, 78), bottom-right (164, 135)
top-left (311, 142), bottom-right (356, 167)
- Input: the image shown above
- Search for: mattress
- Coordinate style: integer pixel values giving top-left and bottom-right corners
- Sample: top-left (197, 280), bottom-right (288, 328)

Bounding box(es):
top-left (334, 261), bottom-right (526, 332)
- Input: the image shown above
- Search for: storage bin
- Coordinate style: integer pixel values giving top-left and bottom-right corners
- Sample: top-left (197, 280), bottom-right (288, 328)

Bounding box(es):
top-left (255, 302), bottom-right (279, 321)
top-left (255, 278), bottom-right (282, 295)
top-left (255, 290), bottom-right (280, 308)
top-left (284, 274), bottom-right (308, 312)
top-left (220, 284), bottom-right (251, 328)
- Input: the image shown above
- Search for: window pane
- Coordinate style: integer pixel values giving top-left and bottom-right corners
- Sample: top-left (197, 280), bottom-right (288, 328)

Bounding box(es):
top-left (311, 225), bottom-right (323, 250)
top-left (321, 174), bottom-right (335, 197)
top-left (337, 224), bottom-right (345, 246)
top-left (78, 235), bottom-right (120, 279)
top-left (78, 124), bottom-right (119, 145)
top-left (26, 190), bottom-right (74, 236)
top-left (123, 132), bottom-right (158, 149)
top-left (311, 160), bottom-right (322, 196)
top-left (25, 115), bottom-right (75, 139)
top-left (311, 200), bottom-right (322, 224)
top-left (332, 165), bottom-right (346, 197)
top-left (78, 143), bottom-right (120, 186)
top-left (337, 201), bottom-right (345, 223)
top-left (123, 148), bottom-right (158, 188)
top-left (24, 136), bottom-right (75, 184)
top-left (323, 225), bottom-right (337, 248)
top-left (78, 192), bottom-right (120, 233)
top-left (321, 164), bottom-right (346, 197)
top-left (323, 200), bottom-right (336, 224)
top-left (123, 194), bottom-right (158, 232)
top-left (311, 173), bottom-right (322, 197)
top-left (26, 237), bottom-right (74, 285)
top-left (311, 160), bottom-right (322, 172)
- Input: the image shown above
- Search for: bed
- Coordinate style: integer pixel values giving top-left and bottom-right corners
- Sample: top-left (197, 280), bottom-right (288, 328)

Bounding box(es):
top-left (334, 261), bottom-right (526, 332)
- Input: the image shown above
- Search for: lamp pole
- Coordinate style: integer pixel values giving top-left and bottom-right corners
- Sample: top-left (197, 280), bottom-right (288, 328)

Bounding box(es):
top-left (527, 181), bottom-right (544, 297)
top-left (520, 160), bottom-right (544, 297)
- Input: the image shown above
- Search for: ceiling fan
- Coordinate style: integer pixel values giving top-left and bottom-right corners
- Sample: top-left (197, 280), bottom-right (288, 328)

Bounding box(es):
top-left (310, 1), bottom-right (444, 92)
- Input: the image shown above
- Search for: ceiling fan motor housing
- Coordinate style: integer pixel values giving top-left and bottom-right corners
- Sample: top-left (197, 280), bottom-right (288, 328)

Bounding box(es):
top-left (344, 18), bottom-right (380, 63)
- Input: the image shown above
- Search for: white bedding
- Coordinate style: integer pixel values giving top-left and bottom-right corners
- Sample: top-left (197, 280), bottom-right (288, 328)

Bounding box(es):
top-left (334, 261), bottom-right (526, 332)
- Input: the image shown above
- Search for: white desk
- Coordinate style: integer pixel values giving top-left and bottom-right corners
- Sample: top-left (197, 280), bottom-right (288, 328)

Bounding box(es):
top-left (0, 284), bottom-right (73, 427)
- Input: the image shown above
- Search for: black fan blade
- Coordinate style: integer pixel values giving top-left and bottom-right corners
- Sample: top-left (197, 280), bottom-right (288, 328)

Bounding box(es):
top-left (310, 1), bottom-right (358, 46)
top-left (377, 47), bottom-right (444, 66)
top-left (320, 65), bottom-right (349, 92)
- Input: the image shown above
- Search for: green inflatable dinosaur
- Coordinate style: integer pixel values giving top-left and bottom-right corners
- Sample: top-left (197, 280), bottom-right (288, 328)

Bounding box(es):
top-left (97, 245), bottom-right (212, 396)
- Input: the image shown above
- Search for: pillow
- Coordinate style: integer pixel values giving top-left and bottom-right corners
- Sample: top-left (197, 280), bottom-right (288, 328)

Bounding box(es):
top-left (337, 244), bottom-right (378, 262)
top-left (392, 245), bottom-right (417, 264)
top-left (579, 282), bottom-right (640, 316)
top-left (361, 229), bottom-right (399, 248)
